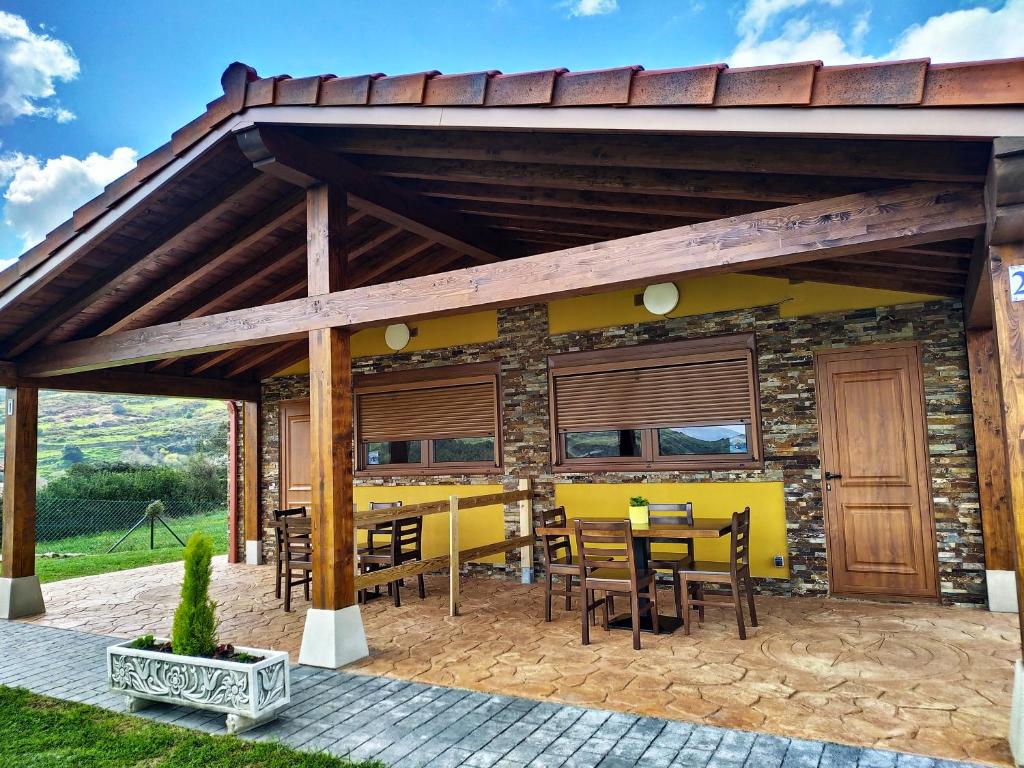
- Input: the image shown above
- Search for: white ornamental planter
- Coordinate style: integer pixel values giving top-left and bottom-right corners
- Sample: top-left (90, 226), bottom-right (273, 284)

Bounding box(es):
top-left (107, 639), bottom-right (290, 734)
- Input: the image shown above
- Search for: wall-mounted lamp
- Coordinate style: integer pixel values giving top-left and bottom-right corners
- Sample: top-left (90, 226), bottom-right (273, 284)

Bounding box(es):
top-left (641, 283), bottom-right (680, 316)
top-left (384, 323), bottom-right (415, 351)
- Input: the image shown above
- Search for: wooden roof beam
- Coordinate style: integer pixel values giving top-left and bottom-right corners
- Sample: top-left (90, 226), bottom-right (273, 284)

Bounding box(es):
top-left (19, 182), bottom-right (985, 378)
top-left (236, 125), bottom-right (508, 264)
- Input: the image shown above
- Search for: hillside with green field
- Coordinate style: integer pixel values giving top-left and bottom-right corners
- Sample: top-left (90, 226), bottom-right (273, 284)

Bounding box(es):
top-left (2, 391), bottom-right (230, 480)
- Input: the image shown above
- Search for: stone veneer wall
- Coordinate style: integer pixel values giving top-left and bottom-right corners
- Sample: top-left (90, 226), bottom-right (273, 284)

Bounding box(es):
top-left (254, 298), bottom-right (984, 606)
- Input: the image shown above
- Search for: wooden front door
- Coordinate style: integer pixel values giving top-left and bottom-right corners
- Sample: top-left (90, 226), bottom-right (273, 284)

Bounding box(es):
top-left (279, 399), bottom-right (311, 511)
top-left (815, 344), bottom-right (938, 600)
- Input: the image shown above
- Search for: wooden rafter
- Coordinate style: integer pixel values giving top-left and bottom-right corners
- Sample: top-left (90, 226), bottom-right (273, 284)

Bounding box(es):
top-left (18, 182), bottom-right (985, 377)
top-left (1, 170), bottom-right (263, 356)
top-left (237, 125), bottom-right (509, 264)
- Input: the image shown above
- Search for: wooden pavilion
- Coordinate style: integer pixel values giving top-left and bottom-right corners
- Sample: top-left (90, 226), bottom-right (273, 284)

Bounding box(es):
top-left (0, 58), bottom-right (1022, 709)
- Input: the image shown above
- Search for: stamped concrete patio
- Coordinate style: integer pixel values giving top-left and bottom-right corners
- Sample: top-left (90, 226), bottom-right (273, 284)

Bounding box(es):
top-left (23, 557), bottom-right (1019, 766)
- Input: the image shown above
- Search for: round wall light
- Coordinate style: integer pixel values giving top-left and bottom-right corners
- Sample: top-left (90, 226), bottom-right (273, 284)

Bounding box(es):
top-left (384, 323), bottom-right (412, 351)
top-left (642, 283), bottom-right (680, 315)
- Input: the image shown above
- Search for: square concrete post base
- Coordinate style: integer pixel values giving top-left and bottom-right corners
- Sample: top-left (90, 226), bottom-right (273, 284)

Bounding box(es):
top-left (298, 606), bottom-right (369, 668)
top-left (0, 575), bottom-right (45, 619)
top-left (1011, 660), bottom-right (1024, 766)
top-left (987, 569), bottom-right (1019, 613)
top-left (245, 540), bottom-right (263, 565)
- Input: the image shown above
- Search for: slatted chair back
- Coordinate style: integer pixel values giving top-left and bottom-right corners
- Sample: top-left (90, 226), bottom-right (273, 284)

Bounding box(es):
top-left (575, 519), bottom-right (638, 580)
top-left (368, 500), bottom-right (402, 546)
top-left (391, 516), bottom-right (423, 561)
top-left (539, 507), bottom-right (572, 567)
top-left (730, 507), bottom-right (752, 576)
top-left (648, 502), bottom-right (694, 546)
top-left (281, 515), bottom-right (313, 612)
top-left (273, 506), bottom-right (307, 554)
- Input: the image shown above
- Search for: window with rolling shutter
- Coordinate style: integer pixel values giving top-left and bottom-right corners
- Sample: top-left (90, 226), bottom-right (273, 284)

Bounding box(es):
top-left (548, 335), bottom-right (763, 471)
top-left (355, 363), bottom-right (501, 474)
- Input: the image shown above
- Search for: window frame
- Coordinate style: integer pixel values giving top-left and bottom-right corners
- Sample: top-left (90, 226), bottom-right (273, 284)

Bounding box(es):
top-left (548, 334), bottom-right (764, 473)
top-left (354, 362), bottom-right (503, 476)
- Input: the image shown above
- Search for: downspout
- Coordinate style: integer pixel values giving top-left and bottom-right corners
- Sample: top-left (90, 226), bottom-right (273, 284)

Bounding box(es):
top-left (226, 400), bottom-right (239, 564)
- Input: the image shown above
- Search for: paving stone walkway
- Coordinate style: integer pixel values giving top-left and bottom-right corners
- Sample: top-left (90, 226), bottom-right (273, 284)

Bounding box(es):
top-left (0, 621), bottom-right (987, 768)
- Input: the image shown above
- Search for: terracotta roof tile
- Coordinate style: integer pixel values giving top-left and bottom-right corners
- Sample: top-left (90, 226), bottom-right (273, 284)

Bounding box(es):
top-left (244, 76), bottom-right (281, 107)
top-left (715, 61), bottom-right (819, 106)
top-left (320, 75), bottom-right (377, 105)
top-left (370, 72), bottom-right (438, 105)
top-left (550, 66), bottom-right (642, 106)
top-left (811, 59), bottom-right (928, 106)
top-left (276, 75), bottom-right (333, 105)
top-left (170, 94), bottom-right (233, 155)
top-left (423, 71), bottom-right (498, 106)
top-left (629, 65), bottom-right (724, 106)
top-left (922, 58), bottom-right (1024, 106)
top-left (221, 62), bottom-right (258, 113)
top-left (485, 69), bottom-right (563, 106)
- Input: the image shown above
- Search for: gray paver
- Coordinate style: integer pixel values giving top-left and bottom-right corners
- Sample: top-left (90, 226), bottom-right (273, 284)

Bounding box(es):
top-left (0, 621), bottom-right (988, 768)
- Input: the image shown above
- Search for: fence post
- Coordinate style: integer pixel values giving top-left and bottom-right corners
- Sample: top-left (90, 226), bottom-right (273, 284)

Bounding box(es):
top-left (449, 495), bottom-right (460, 617)
top-left (518, 478), bottom-right (534, 584)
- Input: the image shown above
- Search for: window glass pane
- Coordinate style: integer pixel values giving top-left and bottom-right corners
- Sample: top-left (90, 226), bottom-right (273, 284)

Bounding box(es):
top-left (364, 440), bottom-right (421, 465)
top-left (657, 425), bottom-right (748, 456)
top-left (433, 437), bottom-right (495, 464)
top-left (564, 430), bottom-right (642, 459)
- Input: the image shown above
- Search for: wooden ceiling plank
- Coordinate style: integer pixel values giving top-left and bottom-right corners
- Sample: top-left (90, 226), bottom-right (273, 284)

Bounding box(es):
top-left (841, 250), bottom-right (972, 274)
top-left (323, 128), bottom-right (989, 183)
top-left (18, 183), bottom-right (985, 378)
top-left (1, 170), bottom-right (263, 357)
top-left (237, 125), bottom-right (509, 264)
top-left (76, 191), bottom-right (307, 340)
top-left (351, 238), bottom-right (436, 288)
top-left (450, 201), bottom-right (702, 231)
top-left (753, 266), bottom-right (961, 296)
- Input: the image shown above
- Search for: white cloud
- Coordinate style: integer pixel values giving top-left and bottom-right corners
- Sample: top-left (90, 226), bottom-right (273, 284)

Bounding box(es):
top-left (888, 0), bottom-right (1024, 62)
top-left (0, 11), bottom-right (79, 124)
top-left (729, 0), bottom-right (1024, 66)
top-left (2, 147), bottom-right (137, 250)
top-left (567, 0), bottom-right (618, 17)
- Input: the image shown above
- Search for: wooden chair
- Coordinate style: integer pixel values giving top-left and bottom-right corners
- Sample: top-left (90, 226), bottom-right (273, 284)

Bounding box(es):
top-left (538, 506), bottom-right (578, 621)
top-left (680, 507), bottom-right (758, 640)
top-left (646, 502), bottom-right (695, 619)
top-left (358, 501), bottom-right (401, 601)
top-left (273, 507), bottom-right (307, 600)
top-left (360, 501), bottom-right (426, 607)
top-left (574, 519), bottom-right (659, 651)
top-left (281, 516), bottom-right (312, 613)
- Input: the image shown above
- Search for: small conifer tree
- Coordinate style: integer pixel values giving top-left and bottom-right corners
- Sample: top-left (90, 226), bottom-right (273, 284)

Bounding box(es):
top-left (171, 532), bottom-right (218, 656)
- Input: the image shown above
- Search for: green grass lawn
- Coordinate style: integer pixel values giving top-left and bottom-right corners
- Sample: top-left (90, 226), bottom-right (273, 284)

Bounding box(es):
top-left (0, 686), bottom-right (382, 768)
top-left (35, 510), bottom-right (228, 584)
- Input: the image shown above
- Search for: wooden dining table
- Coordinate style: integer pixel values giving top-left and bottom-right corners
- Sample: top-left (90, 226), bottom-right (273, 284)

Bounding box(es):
top-left (535, 516), bottom-right (734, 634)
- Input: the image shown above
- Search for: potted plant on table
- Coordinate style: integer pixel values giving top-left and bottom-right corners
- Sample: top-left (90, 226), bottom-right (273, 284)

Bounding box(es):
top-left (107, 532), bottom-right (290, 734)
top-left (628, 496), bottom-right (650, 526)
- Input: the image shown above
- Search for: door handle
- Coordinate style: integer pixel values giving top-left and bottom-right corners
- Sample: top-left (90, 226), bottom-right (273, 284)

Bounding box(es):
top-left (824, 471), bottom-right (843, 480)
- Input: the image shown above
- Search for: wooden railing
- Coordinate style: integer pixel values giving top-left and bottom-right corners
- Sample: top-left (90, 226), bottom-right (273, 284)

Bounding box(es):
top-left (352, 479), bottom-right (534, 616)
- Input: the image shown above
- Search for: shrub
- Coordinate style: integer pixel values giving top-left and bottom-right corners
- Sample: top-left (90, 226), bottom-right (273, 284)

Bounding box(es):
top-left (171, 532), bottom-right (218, 657)
top-left (629, 495), bottom-right (649, 507)
top-left (38, 459), bottom-right (225, 507)
top-left (61, 444), bottom-right (85, 465)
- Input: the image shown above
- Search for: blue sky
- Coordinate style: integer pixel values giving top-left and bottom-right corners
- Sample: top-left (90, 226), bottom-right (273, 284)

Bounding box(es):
top-left (0, 0), bottom-right (1019, 264)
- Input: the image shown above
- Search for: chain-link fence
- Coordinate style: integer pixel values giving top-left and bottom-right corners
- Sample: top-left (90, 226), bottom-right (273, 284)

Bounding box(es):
top-left (0, 498), bottom-right (225, 556)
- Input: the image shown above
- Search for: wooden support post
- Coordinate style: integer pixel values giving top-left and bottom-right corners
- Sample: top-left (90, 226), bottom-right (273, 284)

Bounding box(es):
top-left (449, 495), bottom-right (460, 617)
top-left (298, 183), bottom-right (367, 668)
top-left (966, 329), bottom-right (1017, 611)
top-left (518, 479), bottom-right (534, 584)
top-left (242, 400), bottom-right (262, 565)
top-left (1, 386), bottom-right (44, 618)
top-left (989, 244), bottom-right (1024, 649)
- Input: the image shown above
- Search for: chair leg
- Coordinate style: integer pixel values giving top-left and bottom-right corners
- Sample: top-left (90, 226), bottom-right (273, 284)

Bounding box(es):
top-left (629, 591), bottom-right (642, 651)
top-left (581, 589), bottom-right (591, 646)
top-left (731, 581), bottom-right (746, 641)
top-left (602, 593), bottom-right (610, 631)
top-left (697, 584), bottom-right (705, 622)
top-left (672, 569), bottom-right (682, 619)
top-left (681, 577), bottom-right (691, 636)
top-left (274, 556), bottom-right (282, 599)
top-left (303, 577), bottom-right (310, 601)
top-left (564, 575), bottom-right (572, 611)
top-left (745, 573), bottom-right (758, 627)
top-left (393, 580), bottom-right (402, 608)
top-left (283, 570), bottom-right (291, 613)
top-left (650, 581), bottom-right (660, 636)
top-left (545, 572), bottom-right (553, 622)
top-left (418, 574), bottom-right (426, 600)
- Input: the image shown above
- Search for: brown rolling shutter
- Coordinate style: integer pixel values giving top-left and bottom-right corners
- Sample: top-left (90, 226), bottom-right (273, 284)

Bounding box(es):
top-left (554, 355), bottom-right (754, 432)
top-left (358, 381), bottom-right (496, 442)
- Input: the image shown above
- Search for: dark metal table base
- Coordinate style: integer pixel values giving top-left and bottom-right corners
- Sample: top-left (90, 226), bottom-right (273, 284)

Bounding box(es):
top-left (606, 613), bottom-right (684, 634)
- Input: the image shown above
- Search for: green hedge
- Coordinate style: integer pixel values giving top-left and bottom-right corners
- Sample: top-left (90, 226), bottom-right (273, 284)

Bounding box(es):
top-left (38, 457), bottom-right (225, 507)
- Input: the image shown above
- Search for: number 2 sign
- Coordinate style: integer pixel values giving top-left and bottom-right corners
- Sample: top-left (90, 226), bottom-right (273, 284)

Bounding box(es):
top-left (1011, 265), bottom-right (1024, 303)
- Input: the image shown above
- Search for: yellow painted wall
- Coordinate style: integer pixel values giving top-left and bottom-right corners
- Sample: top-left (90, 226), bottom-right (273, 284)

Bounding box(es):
top-left (354, 485), bottom-right (506, 564)
top-left (548, 274), bottom-right (937, 334)
top-left (273, 310), bottom-right (498, 376)
top-left (553, 482), bottom-right (789, 579)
